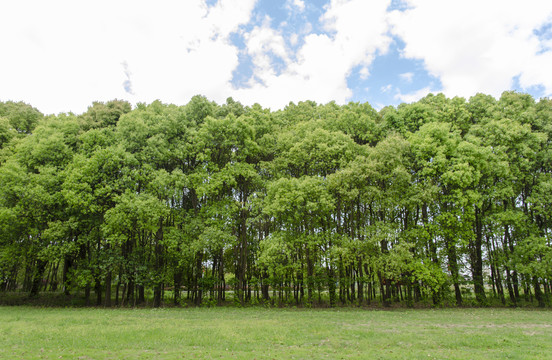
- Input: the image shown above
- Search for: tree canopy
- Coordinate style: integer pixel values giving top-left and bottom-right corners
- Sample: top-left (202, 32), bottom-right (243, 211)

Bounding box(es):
top-left (0, 93), bottom-right (550, 307)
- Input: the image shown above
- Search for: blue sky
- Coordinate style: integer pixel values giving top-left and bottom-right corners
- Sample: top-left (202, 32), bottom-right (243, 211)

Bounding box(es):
top-left (1, 0), bottom-right (552, 114)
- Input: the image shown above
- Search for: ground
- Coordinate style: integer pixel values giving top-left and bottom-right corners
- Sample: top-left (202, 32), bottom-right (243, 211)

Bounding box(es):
top-left (1, 307), bottom-right (551, 359)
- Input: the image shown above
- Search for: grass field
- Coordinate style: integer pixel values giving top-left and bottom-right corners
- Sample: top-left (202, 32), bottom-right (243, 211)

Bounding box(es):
top-left (1, 307), bottom-right (551, 359)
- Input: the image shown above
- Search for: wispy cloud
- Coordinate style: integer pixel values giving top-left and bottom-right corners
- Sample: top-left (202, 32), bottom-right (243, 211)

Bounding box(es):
top-left (359, 67), bottom-right (370, 80)
top-left (121, 61), bottom-right (134, 95)
top-left (394, 86), bottom-right (432, 103)
top-left (399, 72), bottom-right (413, 82)
top-left (286, 0), bottom-right (305, 12)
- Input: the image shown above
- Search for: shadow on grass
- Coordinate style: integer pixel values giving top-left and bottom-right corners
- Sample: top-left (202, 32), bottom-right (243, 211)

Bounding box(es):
top-left (1, 290), bottom-right (549, 310)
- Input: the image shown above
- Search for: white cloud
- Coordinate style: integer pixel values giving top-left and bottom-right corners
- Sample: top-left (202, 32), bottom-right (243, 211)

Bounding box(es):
top-left (394, 86), bottom-right (432, 103)
top-left (234, 0), bottom-right (392, 108)
top-left (287, 0), bottom-right (305, 12)
top-left (289, 33), bottom-right (300, 46)
top-left (399, 72), bottom-right (414, 83)
top-left (0, 0), bottom-right (393, 114)
top-left (0, 0), bottom-right (257, 114)
top-left (302, 22), bottom-right (313, 35)
top-left (373, 103), bottom-right (385, 111)
top-left (381, 84), bottom-right (393, 93)
top-left (359, 67), bottom-right (370, 80)
top-left (3, 0), bottom-right (551, 115)
top-left (243, 17), bottom-right (290, 84)
top-left (121, 61), bottom-right (134, 95)
top-left (390, 0), bottom-right (552, 98)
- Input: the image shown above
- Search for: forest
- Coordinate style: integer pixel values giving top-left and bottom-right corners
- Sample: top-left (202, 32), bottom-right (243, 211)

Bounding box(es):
top-left (0, 92), bottom-right (550, 308)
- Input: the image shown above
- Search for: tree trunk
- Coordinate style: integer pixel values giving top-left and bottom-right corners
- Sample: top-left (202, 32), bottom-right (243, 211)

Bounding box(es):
top-left (115, 277), bottom-right (121, 306)
top-left (306, 246), bottom-right (314, 303)
top-left (446, 236), bottom-right (463, 306)
top-left (62, 256), bottom-right (72, 296)
top-left (174, 270), bottom-right (182, 306)
top-left (504, 266), bottom-right (517, 306)
top-left (29, 259), bottom-right (46, 298)
top-left (327, 266), bottom-right (336, 307)
top-left (357, 259), bottom-right (364, 305)
top-left (95, 277), bottom-right (102, 306)
top-left (138, 284), bottom-right (145, 304)
top-left (471, 207), bottom-right (486, 304)
top-left (153, 284), bottom-right (162, 308)
top-left (85, 285), bottom-right (91, 306)
top-left (105, 271), bottom-right (112, 307)
top-left (533, 277), bottom-right (545, 308)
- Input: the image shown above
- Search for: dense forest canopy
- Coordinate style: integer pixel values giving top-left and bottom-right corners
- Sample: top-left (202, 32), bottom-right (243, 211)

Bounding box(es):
top-left (0, 92), bottom-right (550, 307)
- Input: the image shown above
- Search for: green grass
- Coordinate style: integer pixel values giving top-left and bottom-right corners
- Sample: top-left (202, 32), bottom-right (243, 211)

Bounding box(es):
top-left (1, 307), bottom-right (551, 359)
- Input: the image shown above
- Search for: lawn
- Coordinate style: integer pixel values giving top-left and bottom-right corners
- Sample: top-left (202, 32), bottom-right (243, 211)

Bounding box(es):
top-left (1, 307), bottom-right (550, 359)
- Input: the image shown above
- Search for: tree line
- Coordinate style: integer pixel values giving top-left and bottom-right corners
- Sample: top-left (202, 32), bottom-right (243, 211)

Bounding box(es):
top-left (0, 92), bottom-right (550, 307)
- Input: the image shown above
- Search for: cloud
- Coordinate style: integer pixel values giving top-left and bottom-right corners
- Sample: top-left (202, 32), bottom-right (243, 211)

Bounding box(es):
top-left (0, 0), bottom-right (398, 113)
top-left (286, 0), bottom-right (305, 12)
top-left (0, 0), bottom-right (257, 114)
top-left (389, 0), bottom-right (552, 98)
top-left (2, 0), bottom-right (551, 115)
top-left (289, 33), bottom-right (299, 46)
top-left (381, 84), bottom-right (393, 93)
top-left (121, 61), bottom-right (134, 95)
top-left (234, 0), bottom-right (393, 108)
top-left (399, 72), bottom-right (413, 83)
top-left (394, 86), bottom-right (432, 103)
top-left (243, 17), bottom-right (290, 84)
top-left (359, 67), bottom-right (370, 80)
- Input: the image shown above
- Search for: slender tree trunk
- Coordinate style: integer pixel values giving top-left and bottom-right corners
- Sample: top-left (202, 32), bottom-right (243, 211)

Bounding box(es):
top-left (489, 235), bottom-right (506, 304)
top-left (174, 269), bottom-right (182, 306)
top-left (153, 220), bottom-right (164, 308)
top-left (115, 276), bottom-right (121, 306)
top-left (357, 258), bottom-right (364, 305)
top-left (533, 277), bottom-right (545, 308)
top-left (471, 207), bottom-right (486, 304)
top-left (95, 277), bottom-right (102, 306)
top-left (446, 236), bottom-right (462, 306)
top-left (512, 270), bottom-right (520, 300)
top-left (85, 285), bottom-right (91, 306)
top-left (504, 266), bottom-right (516, 306)
top-left (153, 284), bottom-right (162, 308)
top-left (29, 259), bottom-right (46, 298)
top-left (137, 285), bottom-right (145, 304)
top-left (105, 271), bottom-right (112, 307)
top-left (219, 252), bottom-right (226, 304)
top-left (43, 262), bottom-right (53, 292)
top-left (306, 246), bottom-right (314, 303)
top-left (62, 256), bottom-right (71, 296)
top-left (380, 237), bottom-right (392, 307)
top-left (193, 252), bottom-right (203, 306)
top-left (126, 279), bottom-right (134, 305)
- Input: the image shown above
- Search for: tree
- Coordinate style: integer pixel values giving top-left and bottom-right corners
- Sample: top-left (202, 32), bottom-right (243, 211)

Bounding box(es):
top-left (1, 93), bottom-right (550, 308)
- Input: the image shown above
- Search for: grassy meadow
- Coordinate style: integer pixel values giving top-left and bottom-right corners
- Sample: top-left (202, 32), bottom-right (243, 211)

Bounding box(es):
top-left (1, 307), bottom-right (551, 359)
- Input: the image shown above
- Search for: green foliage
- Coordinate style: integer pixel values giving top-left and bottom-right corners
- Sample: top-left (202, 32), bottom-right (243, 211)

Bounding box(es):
top-left (0, 92), bottom-right (550, 308)
top-left (80, 99), bottom-right (132, 129)
top-left (0, 100), bottom-right (43, 134)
